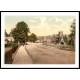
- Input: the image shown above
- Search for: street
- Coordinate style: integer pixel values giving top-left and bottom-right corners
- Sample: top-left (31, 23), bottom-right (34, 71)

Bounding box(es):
top-left (25, 43), bottom-right (75, 64)
top-left (12, 43), bottom-right (75, 64)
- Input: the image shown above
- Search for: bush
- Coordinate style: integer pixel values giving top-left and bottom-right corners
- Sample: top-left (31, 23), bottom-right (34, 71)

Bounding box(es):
top-left (5, 41), bottom-right (17, 47)
top-left (5, 43), bottom-right (11, 47)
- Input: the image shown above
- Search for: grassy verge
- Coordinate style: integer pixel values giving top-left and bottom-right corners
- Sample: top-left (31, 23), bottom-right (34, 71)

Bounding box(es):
top-left (58, 45), bottom-right (75, 51)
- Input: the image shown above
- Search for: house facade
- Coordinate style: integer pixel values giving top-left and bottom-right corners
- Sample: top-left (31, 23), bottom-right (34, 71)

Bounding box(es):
top-left (5, 37), bottom-right (14, 44)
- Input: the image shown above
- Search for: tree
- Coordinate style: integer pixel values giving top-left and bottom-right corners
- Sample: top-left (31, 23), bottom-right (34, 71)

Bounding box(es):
top-left (11, 21), bottom-right (30, 43)
top-left (5, 30), bottom-right (9, 37)
top-left (63, 35), bottom-right (68, 44)
top-left (29, 33), bottom-right (37, 42)
top-left (55, 35), bottom-right (59, 44)
top-left (69, 19), bottom-right (75, 46)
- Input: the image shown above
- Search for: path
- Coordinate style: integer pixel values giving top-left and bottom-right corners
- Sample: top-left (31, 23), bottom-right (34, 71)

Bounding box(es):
top-left (12, 46), bottom-right (33, 64)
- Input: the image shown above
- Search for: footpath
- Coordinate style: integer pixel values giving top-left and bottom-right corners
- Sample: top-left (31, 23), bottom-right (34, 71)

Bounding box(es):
top-left (12, 46), bottom-right (33, 64)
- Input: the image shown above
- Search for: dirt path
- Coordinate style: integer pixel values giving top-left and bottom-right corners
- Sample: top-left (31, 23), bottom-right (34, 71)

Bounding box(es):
top-left (25, 43), bottom-right (75, 64)
top-left (12, 46), bottom-right (33, 64)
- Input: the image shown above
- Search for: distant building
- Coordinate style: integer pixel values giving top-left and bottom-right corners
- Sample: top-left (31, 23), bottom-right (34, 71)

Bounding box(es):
top-left (5, 37), bottom-right (14, 44)
top-left (5, 39), bottom-right (9, 44)
top-left (58, 31), bottom-right (67, 45)
top-left (42, 36), bottom-right (52, 45)
top-left (59, 31), bottom-right (63, 37)
top-left (42, 37), bottom-right (47, 45)
top-left (51, 34), bottom-right (56, 43)
top-left (35, 40), bottom-right (41, 43)
top-left (37, 31), bottom-right (69, 45)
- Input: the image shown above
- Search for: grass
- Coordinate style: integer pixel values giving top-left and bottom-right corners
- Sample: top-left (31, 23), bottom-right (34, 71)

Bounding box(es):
top-left (59, 45), bottom-right (75, 51)
top-left (5, 41), bottom-right (17, 47)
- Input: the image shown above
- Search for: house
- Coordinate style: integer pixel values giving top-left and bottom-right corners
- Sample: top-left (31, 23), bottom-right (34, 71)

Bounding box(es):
top-left (5, 39), bottom-right (9, 44)
top-left (5, 37), bottom-right (14, 44)
top-left (42, 36), bottom-right (52, 45)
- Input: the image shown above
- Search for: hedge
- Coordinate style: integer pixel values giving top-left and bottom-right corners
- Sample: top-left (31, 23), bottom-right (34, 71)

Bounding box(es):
top-left (5, 41), bottom-right (17, 47)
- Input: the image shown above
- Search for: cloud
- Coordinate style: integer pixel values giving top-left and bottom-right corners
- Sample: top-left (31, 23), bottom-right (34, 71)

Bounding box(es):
top-left (28, 17), bottom-right (41, 26)
top-left (46, 17), bottom-right (64, 26)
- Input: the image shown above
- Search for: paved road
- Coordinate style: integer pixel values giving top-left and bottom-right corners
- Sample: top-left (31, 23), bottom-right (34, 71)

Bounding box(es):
top-left (25, 43), bottom-right (75, 64)
top-left (12, 46), bottom-right (33, 64)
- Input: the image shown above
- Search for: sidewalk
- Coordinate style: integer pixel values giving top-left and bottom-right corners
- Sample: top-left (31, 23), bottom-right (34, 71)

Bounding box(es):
top-left (12, 46), bottom-right (33, 64)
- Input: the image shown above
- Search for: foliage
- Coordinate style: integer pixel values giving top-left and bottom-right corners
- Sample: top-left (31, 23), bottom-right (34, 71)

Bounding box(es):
top-left (5, 30), bottom-right (10, 37)
top-left (11, 21), bottom-right (30, 43)
top-left (69, 19), bottom-right (75, 46)
top-left (63, 36), bottom-right (68, 44)
top-left (29, 33), bottom-right (37, 42)
top-left (5, 41), bottom-right (17, 47)
top-left (55, 36), bottom-right (59, 44)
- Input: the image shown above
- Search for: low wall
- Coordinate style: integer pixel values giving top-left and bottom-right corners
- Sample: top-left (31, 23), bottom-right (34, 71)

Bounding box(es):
top-left (5, 45), bottom-right (18, 64)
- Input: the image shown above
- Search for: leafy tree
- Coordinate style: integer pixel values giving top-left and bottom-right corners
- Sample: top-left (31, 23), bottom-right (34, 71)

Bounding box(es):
top-left (70, 19), bottom-right (75, 35)
top-left (29, 33), bottom-right (37, 42)
top-left (5, 30), bottom-right (9, 37)
top-left (63, 35), bottom-right (68, 44)
top-left (69, 19), bottom-right (75, 46)
top-left (11, 21), bottom-right (30, 43)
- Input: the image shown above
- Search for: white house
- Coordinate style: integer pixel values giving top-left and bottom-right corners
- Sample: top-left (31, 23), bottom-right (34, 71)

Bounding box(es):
top-left (5, 37), bottom-right (14, 44)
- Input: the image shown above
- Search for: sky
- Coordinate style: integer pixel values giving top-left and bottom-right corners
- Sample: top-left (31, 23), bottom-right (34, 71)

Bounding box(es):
top-left (5, 16), bottom-right (75, 36)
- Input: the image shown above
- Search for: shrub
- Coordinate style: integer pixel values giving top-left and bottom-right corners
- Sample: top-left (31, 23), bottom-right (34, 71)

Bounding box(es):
top-left (5, 41), bottom-right (17, 47)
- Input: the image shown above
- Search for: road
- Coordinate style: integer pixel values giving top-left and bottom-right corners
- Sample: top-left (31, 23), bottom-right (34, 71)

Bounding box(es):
top-left (24, 43), bottom-right (75, 64)
top-left (12, 43), bottom-right (75, 64)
